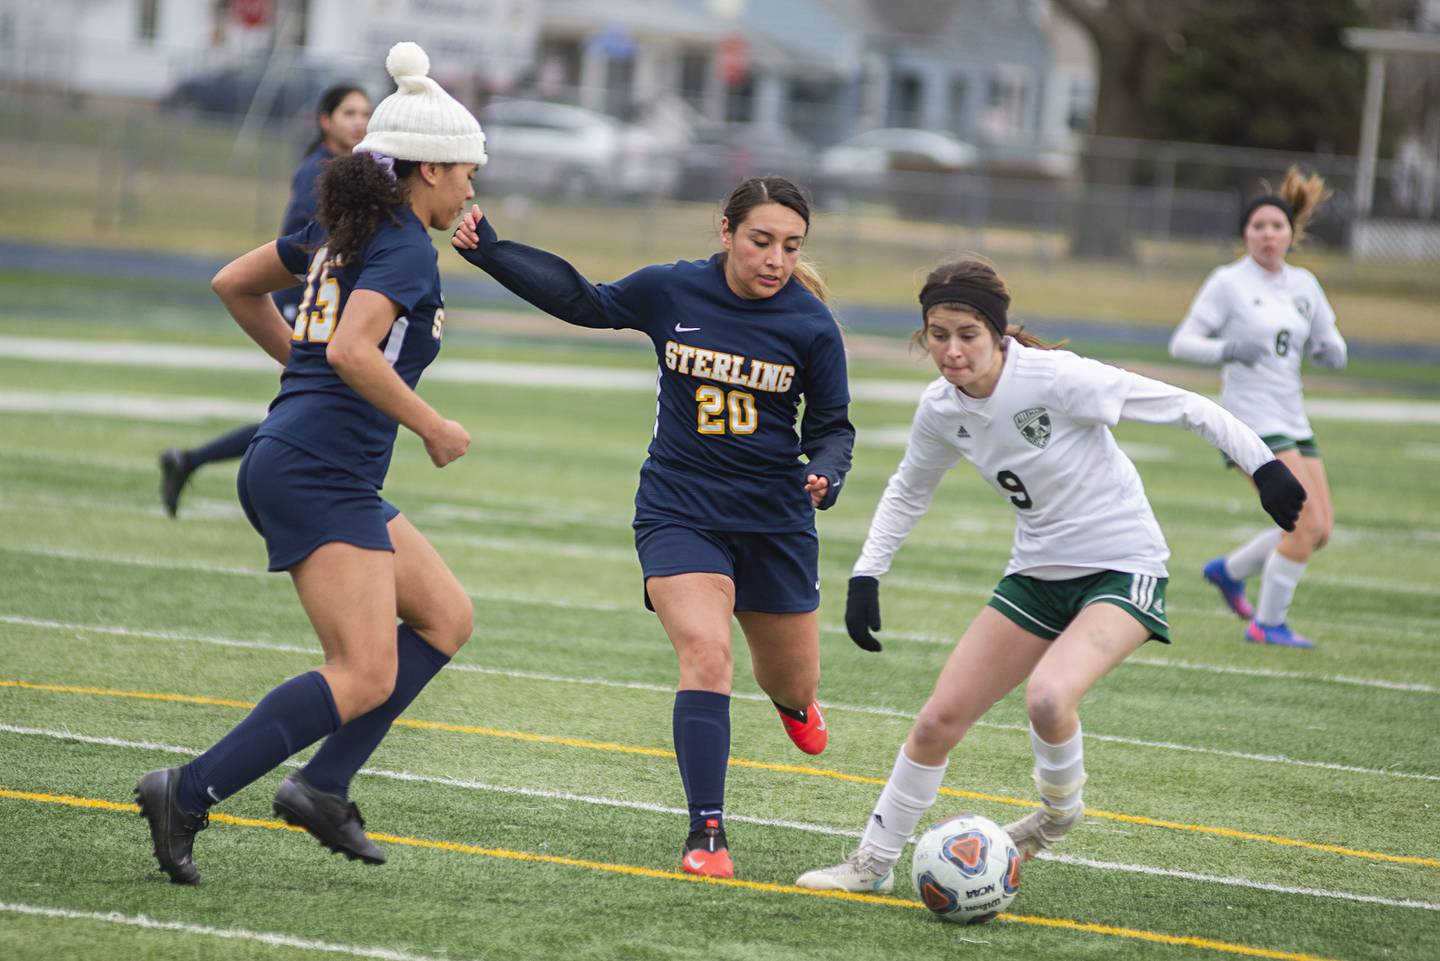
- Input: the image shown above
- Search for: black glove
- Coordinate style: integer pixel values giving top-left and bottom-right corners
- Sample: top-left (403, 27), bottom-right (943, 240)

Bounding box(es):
top-left (1253, 459), bottom-right (1306, 532)
top-left (845, 576), bottom-right (883, 652)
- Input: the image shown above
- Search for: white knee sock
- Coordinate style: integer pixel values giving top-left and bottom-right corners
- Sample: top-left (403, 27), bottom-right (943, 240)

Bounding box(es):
top-left (1224, 529), bottom-right (1283, 581)
top-left (1031, 723), bottom-right (1085, 811)
top-left (1256, 552), bottom-right (1307, 626)
top-left (859, 746), bottom-right (948, 865)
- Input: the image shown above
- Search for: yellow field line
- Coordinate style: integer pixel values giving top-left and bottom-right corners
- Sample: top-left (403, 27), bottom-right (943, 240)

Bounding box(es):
top-left (4, 677), bottom-right (1436, 869)
top-left (0, 787), bottom-right (1346, 961)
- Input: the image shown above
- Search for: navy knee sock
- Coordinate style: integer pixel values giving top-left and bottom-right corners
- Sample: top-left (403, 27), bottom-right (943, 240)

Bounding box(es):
top-left (302, 625), bottom-right (451, 797)
top-left (673, 690), bottom-right (730, 832)
top-left (177, 671), bottom-right (340, 814)
top-left (186, 422), bottom-right (261, 469)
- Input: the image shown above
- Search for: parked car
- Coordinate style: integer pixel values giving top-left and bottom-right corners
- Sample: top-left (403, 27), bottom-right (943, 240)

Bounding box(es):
top-left (477, 99), bottom-right (679, 201)
top-left (818, 127), bottom-right (978, 196)
top-left (674, 121), bottom-right (819, 202)
top-left (164, 59), bottom-right (380, 122)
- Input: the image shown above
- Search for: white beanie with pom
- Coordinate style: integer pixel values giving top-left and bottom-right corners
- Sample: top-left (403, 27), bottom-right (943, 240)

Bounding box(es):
top-left (354, 42), bottom-right (487, 165)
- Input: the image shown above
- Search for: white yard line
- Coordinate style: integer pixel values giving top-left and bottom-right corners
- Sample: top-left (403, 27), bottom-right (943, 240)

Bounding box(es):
top-left (3, 615), bottom-right (1435, 783)
top-left (3, 536), bottom-right (1436, 678)
top-left (0, 900), bottom-right (485, 961)
top-left (7, 442), bottom-right (1440, 559)
top-left (0, 389), bottom-right (262, 423)
top-left (2, 724), bottom-right (1435, 913)
top-left (4, 528), bottom-right (1438, 640)
top-left (3, 336), bottom-right (1440, 422)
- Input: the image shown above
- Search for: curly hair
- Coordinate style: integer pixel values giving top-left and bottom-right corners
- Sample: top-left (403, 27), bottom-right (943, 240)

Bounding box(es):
top-left (312, 153), bottom-right (419, 264)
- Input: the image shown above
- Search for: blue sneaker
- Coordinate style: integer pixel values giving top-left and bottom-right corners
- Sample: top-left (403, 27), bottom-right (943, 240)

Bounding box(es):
top-left (1245, 620), bottom-right (1315, 649)
top-left (1203, 557), bottom-right (1254, 620)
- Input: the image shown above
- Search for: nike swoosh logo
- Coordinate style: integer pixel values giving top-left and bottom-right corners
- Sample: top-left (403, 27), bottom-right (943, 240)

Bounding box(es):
top-left (816, 717), bottom-right (827, 732)
top-left (674, 324), bottom-right (701, 333)
top-left (206, 786), bottom-right (221, 802)
top-left (684, 853), bottom-right (707, 871)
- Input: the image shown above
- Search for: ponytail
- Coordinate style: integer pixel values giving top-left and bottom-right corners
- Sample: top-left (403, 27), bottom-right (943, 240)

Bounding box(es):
top-left (1007, 325), bottom-right (1067, 350)
top-left (1273, 165), bottom-right (1332, 246)
top-left (791, 257), bottom-right (831, 305)
top-left (314, 153), bottom-right (416, 264)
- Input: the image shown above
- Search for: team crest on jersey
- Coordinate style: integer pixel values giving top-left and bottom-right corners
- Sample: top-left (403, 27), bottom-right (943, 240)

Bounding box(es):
top-left (1013, 407), bottom-right (1051, 449)
top-left (1292, 296), bottom-right (1312, 320)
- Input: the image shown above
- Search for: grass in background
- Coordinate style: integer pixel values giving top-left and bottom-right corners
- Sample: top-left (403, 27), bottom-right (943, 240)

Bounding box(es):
top-left (3, 101), bottom-right (1439, 343)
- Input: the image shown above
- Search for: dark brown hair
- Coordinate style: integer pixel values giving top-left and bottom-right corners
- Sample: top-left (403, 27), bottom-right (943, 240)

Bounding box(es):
top-left (912, 260), bottom-right (1066, 350)
top-left (719, 175), bottom-right (830, 304)
top-left (305, 83), bottom-right (369, 155)
top-left (314, 154), bottom-right (423, 264)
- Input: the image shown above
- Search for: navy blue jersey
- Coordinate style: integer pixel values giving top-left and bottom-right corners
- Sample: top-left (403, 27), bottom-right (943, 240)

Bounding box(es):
top-left (279, 145), bottom-right (331, 236)
top-left (272, 146), bottom-right (332, 318)
top-left (261, 208), bottom-right (444, 487)
top-left (459, 218), bottom-right (853, 532)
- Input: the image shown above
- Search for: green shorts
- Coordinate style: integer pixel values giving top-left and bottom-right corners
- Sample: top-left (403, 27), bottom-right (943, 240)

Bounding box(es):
top-left (987, 571), bottom-right (1170, 644)
top-left (1222, 433), bottom-right (1319, 468)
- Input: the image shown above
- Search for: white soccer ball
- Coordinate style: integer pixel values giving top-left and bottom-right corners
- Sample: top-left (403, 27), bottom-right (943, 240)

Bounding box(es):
top-left (910, 813), bottom-right (1021, 924)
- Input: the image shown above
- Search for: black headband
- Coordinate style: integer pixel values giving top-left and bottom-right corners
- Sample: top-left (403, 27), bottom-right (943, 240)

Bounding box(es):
top-left (1240, 194), bottom-right (1294, 235)
top-left (919, 282), bottom-right (1008, 339)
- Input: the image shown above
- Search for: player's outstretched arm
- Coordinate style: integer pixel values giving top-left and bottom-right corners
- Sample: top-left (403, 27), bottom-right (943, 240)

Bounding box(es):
top-left (450, 205), bottom-right (612, 329)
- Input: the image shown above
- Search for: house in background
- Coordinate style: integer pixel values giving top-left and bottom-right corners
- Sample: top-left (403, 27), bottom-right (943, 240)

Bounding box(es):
top-left (0, 0), bottom-right (1097, 174)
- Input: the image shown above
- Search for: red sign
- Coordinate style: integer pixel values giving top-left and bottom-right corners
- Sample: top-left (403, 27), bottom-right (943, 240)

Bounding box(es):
top-left (717, 35), bottom-right (748, 87)
top-left (231, 0), bottom-right (272, 28)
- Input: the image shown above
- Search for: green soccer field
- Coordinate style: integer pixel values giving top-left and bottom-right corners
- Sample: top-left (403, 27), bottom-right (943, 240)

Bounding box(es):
top-left (0, 273), bottom-right (1436, 961)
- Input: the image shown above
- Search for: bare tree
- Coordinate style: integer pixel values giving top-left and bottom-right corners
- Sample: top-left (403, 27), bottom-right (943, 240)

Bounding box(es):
top-left (1051, 0), bottom-right (1197, 258)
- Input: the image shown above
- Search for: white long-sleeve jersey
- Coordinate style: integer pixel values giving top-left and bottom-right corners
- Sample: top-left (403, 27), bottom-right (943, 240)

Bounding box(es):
top-left (1169, 256), bottom-right (1345, 438)
top-left (853, 342), bottom-right (1276, 581)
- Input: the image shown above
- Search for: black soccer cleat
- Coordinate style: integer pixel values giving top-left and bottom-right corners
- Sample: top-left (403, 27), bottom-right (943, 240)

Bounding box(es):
top-left (158, 448), bottom-right (194, 518)
top-left (273, 772), bottom-right (386, 864)
top-left (135, 767), bottom-right (208, 885)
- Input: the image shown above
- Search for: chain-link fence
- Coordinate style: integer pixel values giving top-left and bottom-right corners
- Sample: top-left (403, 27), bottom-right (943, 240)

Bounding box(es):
top-left (1, 92), bottom-right (1435, 269)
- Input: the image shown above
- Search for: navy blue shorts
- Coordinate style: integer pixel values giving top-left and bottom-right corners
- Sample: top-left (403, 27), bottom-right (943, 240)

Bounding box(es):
top-left (238, 437), bottom-right (400, 572)
top-left (634, 522), bottom-right (819, 614)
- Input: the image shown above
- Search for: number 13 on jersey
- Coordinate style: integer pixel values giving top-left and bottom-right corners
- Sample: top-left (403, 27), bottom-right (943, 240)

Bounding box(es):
top-left (293, 247), bottom-right (339, 344)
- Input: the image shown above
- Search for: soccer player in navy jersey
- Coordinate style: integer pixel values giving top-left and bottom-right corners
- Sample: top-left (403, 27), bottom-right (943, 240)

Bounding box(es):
top-left (136, 43), bottom-right (486, 885)
top-left (451, 175), bottom-right (854, 878)
top-left (158, 84), bottom-right (371, 517)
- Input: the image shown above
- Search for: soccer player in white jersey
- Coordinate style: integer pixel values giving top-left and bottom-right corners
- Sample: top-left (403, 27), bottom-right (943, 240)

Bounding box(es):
top-left (1169, 167), bottom-right (1345, 649)
top-left (794, 258), bottom-right (1306, 894)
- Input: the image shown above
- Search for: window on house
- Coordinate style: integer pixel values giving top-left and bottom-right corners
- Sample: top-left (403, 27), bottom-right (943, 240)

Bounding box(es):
top-left (138, 0), bottom-right (159, 42)
top-left (725, 74), bottom-right (754, 123)
top-left (538, 37), bottom-right (583, 94)
top-left (947, 76), bottom-right (968, 136)
top-left (889, 73), bottom-right (923, 129)
top-left (1066, 75), bottom-right (1093, 132)
top-left (680, 49), bottom-right (708, 110)
top-left (984, 65), bottom-right (1031, 140)
top-left (293, 0), bottom-right (309, 48)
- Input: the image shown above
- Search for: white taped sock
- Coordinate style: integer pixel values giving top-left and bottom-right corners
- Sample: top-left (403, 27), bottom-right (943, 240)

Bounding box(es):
top-left (859, 746), bottom-right (948, 865)
top-left (1224, 529), bottom-right (1283, 581)
top-left (1030, 723), bottom-right (1085, 810)
top-left (1256, 552), bottom-right (1307, 626)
